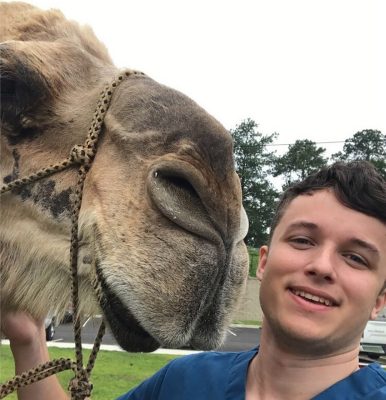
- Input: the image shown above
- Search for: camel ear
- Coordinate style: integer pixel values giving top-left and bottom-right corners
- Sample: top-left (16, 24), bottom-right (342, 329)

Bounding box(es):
top-left (0, 42), bottom-right (51, 137)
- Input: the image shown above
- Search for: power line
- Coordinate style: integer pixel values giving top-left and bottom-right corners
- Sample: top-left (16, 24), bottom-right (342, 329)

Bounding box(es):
top-left (266, 140), bottom-right (345, 147)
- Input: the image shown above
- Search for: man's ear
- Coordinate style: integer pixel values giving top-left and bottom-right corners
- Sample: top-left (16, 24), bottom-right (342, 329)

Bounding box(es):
top-left (256, 245), bottom-right (269, 282)
top-left (0, 41), bottom-right (51, 136)
top-left (370, 287), bottom-right (386, 320)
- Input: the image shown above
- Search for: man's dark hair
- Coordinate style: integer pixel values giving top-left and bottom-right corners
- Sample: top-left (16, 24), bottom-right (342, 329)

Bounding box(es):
top-left (269, 161), bottom-right (386, 242)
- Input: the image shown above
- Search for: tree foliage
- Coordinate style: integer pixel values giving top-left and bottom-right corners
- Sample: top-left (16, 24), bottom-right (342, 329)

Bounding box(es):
top-left (332, 129), bottom-right (386, 178)
top-left (273, 139), bottom-right (328, 188)
top-left (230, 119), bottom-right (279, 247)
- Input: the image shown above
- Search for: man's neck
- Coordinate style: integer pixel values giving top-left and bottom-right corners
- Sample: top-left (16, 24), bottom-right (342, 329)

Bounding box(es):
top-left (246, 327), bottom-right (360, 400)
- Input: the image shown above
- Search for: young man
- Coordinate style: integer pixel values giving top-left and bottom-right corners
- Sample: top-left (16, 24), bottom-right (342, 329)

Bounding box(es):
top-left (3, 161), bottom-right (386, 399)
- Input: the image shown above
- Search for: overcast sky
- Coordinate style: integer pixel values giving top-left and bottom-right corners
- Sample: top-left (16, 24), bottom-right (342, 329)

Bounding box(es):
top-left (23, 0), bottom-right (386, 155)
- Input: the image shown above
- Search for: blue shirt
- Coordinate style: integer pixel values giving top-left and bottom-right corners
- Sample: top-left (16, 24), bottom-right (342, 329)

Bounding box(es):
top-left (117, 348), bottom-right (386, 400)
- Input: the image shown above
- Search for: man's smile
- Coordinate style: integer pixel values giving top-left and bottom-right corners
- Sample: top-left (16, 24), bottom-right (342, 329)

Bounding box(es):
top-left (289, 286), bottom-right (339, 306)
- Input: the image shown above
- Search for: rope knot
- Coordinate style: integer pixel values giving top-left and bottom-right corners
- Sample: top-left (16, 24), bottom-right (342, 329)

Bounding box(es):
top-left (68, 374), bottom-right (93, 400)
top-left (70, 145), bottom-right (94, 165)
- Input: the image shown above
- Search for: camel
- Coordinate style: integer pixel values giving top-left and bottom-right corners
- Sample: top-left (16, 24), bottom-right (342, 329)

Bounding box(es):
top-left (0, 2), bottom-right (249, 353)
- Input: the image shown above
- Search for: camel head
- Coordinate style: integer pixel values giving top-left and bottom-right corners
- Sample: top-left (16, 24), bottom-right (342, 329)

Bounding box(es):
top-left (0, 2), bottom-right (249, 352)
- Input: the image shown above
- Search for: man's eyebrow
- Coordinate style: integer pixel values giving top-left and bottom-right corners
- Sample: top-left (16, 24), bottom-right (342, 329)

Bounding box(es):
top-left (348, 238), bottom-right (379, 255)
top-left (287, 221), bottom-right (319, 231)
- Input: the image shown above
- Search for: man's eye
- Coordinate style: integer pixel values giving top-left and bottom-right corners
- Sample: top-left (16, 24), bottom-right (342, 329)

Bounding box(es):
top-left (344, 253), bottom-right (368, 267)
top-left (290, 237), bottom-right (313, 247)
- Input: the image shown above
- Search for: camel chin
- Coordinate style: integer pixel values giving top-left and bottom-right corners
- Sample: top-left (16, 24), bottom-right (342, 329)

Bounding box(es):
top-left (97, 275), bottom-right (160, 352)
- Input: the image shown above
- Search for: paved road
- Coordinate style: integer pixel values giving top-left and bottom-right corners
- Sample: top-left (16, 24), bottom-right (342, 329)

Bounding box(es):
top-left (52, 318), bottom-right (261, 352)
top-left (218, 326), bottom-right (260, 352)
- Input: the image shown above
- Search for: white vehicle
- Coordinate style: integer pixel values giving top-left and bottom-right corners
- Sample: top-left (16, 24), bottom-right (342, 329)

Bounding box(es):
top-left (360, 309), bottom-right (386, 360)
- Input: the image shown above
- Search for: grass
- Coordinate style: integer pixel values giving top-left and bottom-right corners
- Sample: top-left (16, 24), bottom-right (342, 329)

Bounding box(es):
top-left (0, 345), bottom-right (179, 399)
top-left (248, 247), bottom-right (259, 277)
top-left (232, 320), bottom-right (261, 326)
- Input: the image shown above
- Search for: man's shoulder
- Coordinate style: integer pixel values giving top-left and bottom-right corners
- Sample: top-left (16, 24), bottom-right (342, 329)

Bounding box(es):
top-left (166, 347), bottom-right (257, 373)
top-left (367, 363), bottom-right (386, 381)
top-left (314, 363), bottom-right (386, 400)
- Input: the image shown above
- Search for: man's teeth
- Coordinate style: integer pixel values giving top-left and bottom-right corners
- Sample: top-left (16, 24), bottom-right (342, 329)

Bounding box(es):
top-left (292, 289), bottom-right (333, 306)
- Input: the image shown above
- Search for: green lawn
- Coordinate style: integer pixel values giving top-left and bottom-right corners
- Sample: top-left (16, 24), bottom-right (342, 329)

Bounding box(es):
top-left (232, 320), bottom-right (261, 326)
top-left (248, 247), bottom-right (259, 277)
top-left (0, 345), bottom-right (179, 399)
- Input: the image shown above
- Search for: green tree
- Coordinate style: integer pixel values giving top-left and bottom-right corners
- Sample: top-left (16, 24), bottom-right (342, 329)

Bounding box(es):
top-left (273, 139), bottom-right (328, 188)
top-left (231, 119), bottom-right (279, 247)
top-left (332, 129), bottom-right (386, 178)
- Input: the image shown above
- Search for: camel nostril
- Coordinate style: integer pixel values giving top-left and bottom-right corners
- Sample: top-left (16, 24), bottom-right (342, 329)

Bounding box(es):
top-left (148, 166), bottom-right (221, 244)
top-left (153, 170), bottom-right (199, 202)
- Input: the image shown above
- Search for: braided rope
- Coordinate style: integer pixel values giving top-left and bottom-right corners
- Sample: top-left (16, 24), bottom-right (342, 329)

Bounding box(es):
top-left (0, 69), bottom-right (144, 399)
top-left (0, 358), bottom-right (75, 398)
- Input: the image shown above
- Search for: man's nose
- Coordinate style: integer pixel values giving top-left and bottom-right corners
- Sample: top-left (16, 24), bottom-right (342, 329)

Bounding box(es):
top-left (304, 247), bottom-right (336, 282)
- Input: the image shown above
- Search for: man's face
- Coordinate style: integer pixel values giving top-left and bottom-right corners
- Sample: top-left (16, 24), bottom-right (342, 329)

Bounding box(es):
top-left (257, 189), bottom-right (386, 356)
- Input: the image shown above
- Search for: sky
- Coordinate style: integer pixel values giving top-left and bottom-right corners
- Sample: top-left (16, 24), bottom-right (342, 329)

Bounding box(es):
top-left (18, 0), bottom-right (386, 156)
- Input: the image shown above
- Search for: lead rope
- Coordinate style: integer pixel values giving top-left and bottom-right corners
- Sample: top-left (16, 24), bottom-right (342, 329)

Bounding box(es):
top-left (0, 69), bottom-right (145, 399)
